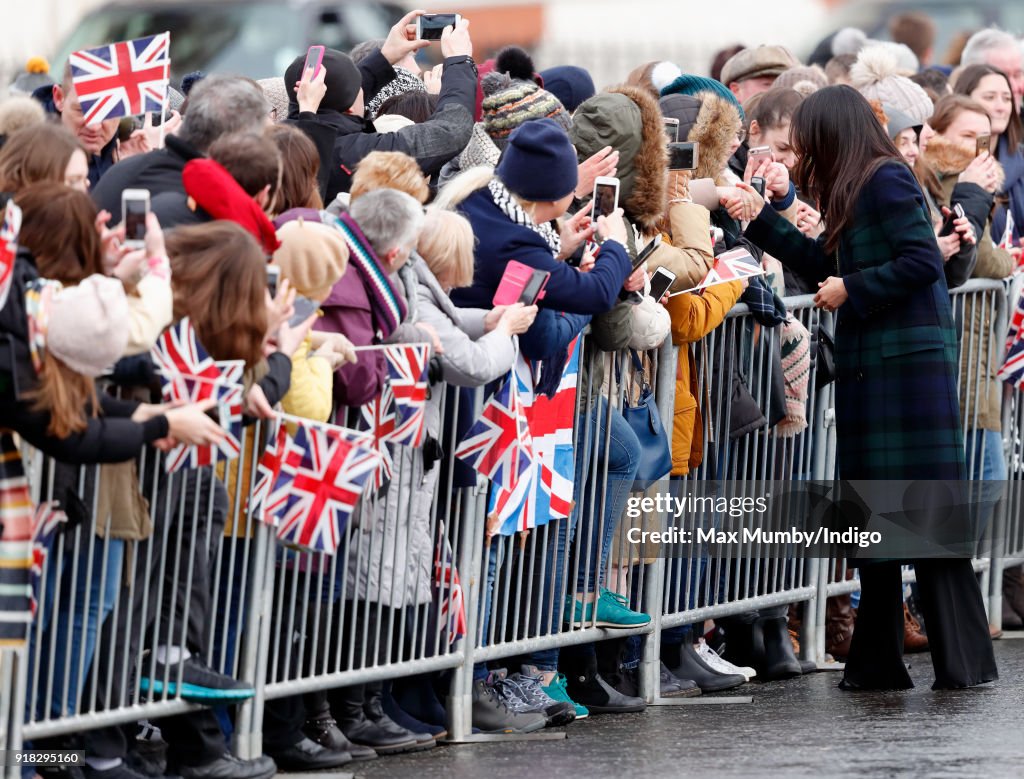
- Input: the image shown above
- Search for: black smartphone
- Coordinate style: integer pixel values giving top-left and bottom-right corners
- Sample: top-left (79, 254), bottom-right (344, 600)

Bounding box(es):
top-left (648, 267), bottom-right (677, 301)
top-left (750, 176), bottom-right (766, 198)
top-left (417, 13), bottom-right (460, 41)
top-left (267, 266), bottom-right (281, 298)
top-left (667, 142), bottom-right (699, 171)
top-left (518, 270), bottom-right (550, 305)
top-left (632, 235), bottom-right (662, 273)
top-left (939, 203), bottom-right (966, 238)
top-left (288, 295), bottom-right (320, 326)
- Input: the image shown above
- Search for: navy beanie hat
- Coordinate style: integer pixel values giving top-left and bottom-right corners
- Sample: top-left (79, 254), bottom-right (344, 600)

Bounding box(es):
top-left (660, 74), bottom-right (745, 119)
top-left (539, 65), bottom-right (596, 112)
top-left (496, 118), bottom-right (578, 202)
top-left (284, 49), bottom-right (362, 112)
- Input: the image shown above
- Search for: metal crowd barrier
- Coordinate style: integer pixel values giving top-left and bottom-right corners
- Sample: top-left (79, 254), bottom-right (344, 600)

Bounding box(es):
top-left (4, 278), bottom-right (1023, 767)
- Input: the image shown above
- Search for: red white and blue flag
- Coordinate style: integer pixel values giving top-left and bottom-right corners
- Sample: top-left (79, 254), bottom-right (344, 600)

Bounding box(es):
top-left (382, 344), bottom-right (429, 447)
top-left (455, 370), bottom-right (534, 493)
top-left (30, 502), bottom-right (67, 617)
top-left (361, 387), bottom-right (395, 489)
top-left (672, 247), bottom-right (765, 295)
top-left (272, 420), bottom-right (380, 554)
top-left (998, 282), bottom-right (1024, 390)
top-left (69, 33), bottom-right (171, 126)
top-left (487, 339), bottom-right (580, 535)
top-left (433, 522), bottom-right (466, 645)
top-left (0, 200), bottom-right (22, 312)
top-left (251, 418), bottom-right (293, 523)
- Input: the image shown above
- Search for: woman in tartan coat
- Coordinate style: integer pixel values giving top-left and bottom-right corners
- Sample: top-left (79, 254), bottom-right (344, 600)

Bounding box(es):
top-left (734, 86), bottom-right (997, 691)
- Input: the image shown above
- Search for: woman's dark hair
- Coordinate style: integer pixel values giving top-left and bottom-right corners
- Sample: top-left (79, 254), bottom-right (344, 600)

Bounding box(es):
top-left (0, 123), bottom-right (82, 193)
top-left (953, 64), bottom-right (1022, 151)
top-left (910, 67), bottom-right (950, 98)
top-left (751, 87), bottom-right (804, 132)
top-left (375, 91), bottom-right (439, 124)
top-left (791, 85), bottom-right (905, 254)
top-left (16, 183), bottom-right (104, 284)
top-left (266, 123), bottom-right (323, 213)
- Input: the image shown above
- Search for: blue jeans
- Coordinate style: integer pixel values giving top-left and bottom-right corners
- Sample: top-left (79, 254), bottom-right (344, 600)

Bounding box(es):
top-left (529, 398), bottom-right (641, 671)
top-left (968, 429), bottom-right (1007, 481)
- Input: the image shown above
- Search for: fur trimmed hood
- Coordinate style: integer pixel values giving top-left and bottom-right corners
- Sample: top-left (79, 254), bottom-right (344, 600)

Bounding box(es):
top-left (922, 134), bottom-right (1006, 191)
top-left (660, 90), bottom-right (741, 184)
top-left (570, 84), bottom-right (668, 232)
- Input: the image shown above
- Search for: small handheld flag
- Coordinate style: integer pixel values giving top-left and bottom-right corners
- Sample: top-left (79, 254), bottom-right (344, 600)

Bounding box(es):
top-left (70, 33), bottom-right (170, 125)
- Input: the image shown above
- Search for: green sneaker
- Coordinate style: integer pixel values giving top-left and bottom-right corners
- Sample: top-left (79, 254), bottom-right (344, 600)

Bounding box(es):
top-left (565, 589), bottom-right (651, 628)
top-left (543, 672), bottom-right (589, 720)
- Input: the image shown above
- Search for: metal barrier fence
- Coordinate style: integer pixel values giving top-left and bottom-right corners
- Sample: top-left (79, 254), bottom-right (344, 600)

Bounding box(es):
top-left (4, 278), bottom-right (1024, 769)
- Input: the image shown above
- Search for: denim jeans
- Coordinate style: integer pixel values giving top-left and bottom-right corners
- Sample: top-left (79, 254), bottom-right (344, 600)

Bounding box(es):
top-left (967, 429), bottom-right (1007, 481)
top-left (529, 398), bottom-right (641, 671)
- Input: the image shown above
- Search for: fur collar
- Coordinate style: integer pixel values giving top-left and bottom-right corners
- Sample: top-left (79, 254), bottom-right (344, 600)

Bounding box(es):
top-left (687, 91), bottom-right (741, 185)
top-left (605, 84), bottom-right (668, 233)
top-left (923, 134), bottom-right (1006, 191)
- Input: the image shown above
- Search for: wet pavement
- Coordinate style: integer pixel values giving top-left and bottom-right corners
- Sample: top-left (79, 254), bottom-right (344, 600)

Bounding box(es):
top-left (345, 637), bottom-right (1024, 779)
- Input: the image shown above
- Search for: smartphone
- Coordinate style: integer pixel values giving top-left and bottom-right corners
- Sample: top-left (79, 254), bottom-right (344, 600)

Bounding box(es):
top-left (976, 134), bottom-right (991, 157)
top-left (632, 235), bottom-right (662, 273)
top-left (121, 189), bottom-right (150, 249)
top-left (664, 117), bottom-right (680, 143)
top-left (494, 260), bottom-right (549, 306)
top-left (750, 176), bottom-right (766, 197)
top-left (668, 141), bottom-right (699, 171)
top-left (591, 176), bottom-right (620, 223)
top-left (648, 267), bottom-right (677, 301)
top-left (416, 13), bottom-right (461, 41)
top-left (939, 203), bottom-right (966, 238)
top-left (303, 45), bottom-right (325, 79)
top-left (267, 265), bottom-right (281, 298)
top-left (288, 295), bottom-right (320, 326)
top-left (748, 145), bottom-right (773, 170)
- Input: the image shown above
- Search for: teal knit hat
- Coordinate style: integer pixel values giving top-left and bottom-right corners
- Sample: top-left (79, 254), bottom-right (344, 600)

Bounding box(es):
top-left (660, 74), bottom-right (745, 119)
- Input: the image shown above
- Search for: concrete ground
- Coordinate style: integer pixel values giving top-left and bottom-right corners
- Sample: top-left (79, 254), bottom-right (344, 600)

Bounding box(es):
top-left (324, 635), bottom-right (1024, 779)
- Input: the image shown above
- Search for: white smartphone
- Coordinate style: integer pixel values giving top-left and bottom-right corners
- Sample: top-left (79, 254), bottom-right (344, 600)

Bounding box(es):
top-left (591, 176), bottom-right (620, 223)
top-left (121, 189), bottom-right (150, 249)
top-left (747, 145), bottom-right (773, 170)
top-left (648, 267), bottom-right (677, 301)
top-left (416, 13), bottom-right (461, 41)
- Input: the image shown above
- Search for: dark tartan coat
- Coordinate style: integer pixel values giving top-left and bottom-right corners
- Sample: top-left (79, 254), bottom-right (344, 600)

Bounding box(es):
top-left (745, 161), bottom-right (966, 480)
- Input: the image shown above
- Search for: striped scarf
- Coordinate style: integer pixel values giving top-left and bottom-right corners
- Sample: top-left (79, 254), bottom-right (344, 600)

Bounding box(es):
top-left (488, 178), bottom-right (561, 255)
top-left (334, 213), bottom-right (407, 340)
top-left (24, 278), bottom-right (63, 374)
top-left (0, 432), bottom-right (34, 646)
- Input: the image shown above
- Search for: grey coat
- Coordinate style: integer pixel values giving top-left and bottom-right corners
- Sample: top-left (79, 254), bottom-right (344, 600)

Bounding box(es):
top-left (346, 258), bottom-right (517, 607)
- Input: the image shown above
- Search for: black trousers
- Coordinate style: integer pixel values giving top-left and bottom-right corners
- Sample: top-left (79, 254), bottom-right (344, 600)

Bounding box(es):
top-left (843, 559), bottom-right (998, 690)
top-left (84, 467), bottom-right (227, 766)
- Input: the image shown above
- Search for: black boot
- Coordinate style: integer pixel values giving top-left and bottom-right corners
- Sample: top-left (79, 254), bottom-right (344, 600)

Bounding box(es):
top-left (303, 710), bottom-right (377, 761)
top-left (595, 639), bottom-right (634, 696)
top-left (363, 681), bottom-right (434, 752)
top-left (665, 641), bottom-right (745, 693)
top-left (563, 652), bottom-right (645, 714)
top-left (332, 683), bottom-right (417, 755)
top-left (718, 615), bottom-right (760, 670)
top-left (755, 616), bottom-right (802, 681)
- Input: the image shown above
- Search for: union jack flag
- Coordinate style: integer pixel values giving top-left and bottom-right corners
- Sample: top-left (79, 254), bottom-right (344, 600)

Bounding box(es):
top-left (487, 339), bottom-right (580, 535)
top-left (30, 502), bottom-right (67, 617)
top-left (674, 247), bottom-right (765, 295)
top-left (382, 344), bottom-right (429, 447)
top-left (250, 418), bottom-right (291, 523)
top-left (455, 371), bottom-right (533, 492)
top-left (273, 420), bottom-right (380, 554)
top-left (0, 200), bottom-right (22, 312)
top-left (433, 522), bottom-right (466, 645)
top-left (69, 33), bottom-right (171, 126)
top-left (998, 282), bottom-right (1024, 390)
top-left (361, 387), bottom-right (395, 489)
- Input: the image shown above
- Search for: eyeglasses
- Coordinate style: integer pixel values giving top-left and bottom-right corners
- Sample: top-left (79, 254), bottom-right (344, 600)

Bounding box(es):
top-left (736, 128), bottom-right (747, 143)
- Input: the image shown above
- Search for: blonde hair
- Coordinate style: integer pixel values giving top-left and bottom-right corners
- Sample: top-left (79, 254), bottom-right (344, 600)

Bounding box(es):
top-left (433, 166), bottom-right (495, 210)
top-left (418, 208), bottom-right (476, 289)
top-left (350, 150), bottom-right (429, 204)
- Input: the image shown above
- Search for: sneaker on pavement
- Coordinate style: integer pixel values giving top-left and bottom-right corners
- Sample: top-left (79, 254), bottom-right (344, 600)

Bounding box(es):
top-left (511, 667), bottom-right (576, 726)
top-left (696, 638), bottom-right (756, 681)
top-left (139, 657), bottom-right (254, 703)
top-left (542, 672), bottom-right (589, 720)
top-left (471, 675), bottom-right (547, 733)
top-left (565, 589), bottom-right (651, 629)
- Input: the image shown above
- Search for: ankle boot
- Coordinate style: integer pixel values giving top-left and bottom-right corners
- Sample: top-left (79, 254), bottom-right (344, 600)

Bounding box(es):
top-left (595, 639), bottom-right (630, 695)
top-left (718, 615), bottom-right (760, 670)
top-left (903, 602), bottom-right (929, 653)
top-left (392, 674), bottom-right (448, 729)
top-left (825, 593), bottom-right (855, 660)
top-left (302, 707), bottom-right (377, 761)
top-left (755, 616), bottom-right (802, 680)
top-left (333, 683), bottom-right (417, 755)
top-left (363, 681), bottom-right (431, 752)
top-left (563, 652), bottom-right (645, 714)
top-left (666, 641), bottom-right (745, 693)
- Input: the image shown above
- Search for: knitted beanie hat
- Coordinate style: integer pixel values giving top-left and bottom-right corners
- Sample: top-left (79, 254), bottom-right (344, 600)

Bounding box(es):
top-left (256, 77), bottom-right (289, 121)
top-left (284, 49), bottom-right (362, 112)
top-left (272, 219), bottom-right (350, 301)
top-left (46, 275), bottom-right (130, 378)
top-left (774, 66), bottom-right (828, 94)
top-left (482, 80), bottom-right (573, 147)
top-left (10, 56), bottom-right (54, 96)
top-left (367, 66), bottom-right (427, 119)
top-left (660, 74), bottom-right (745, 119)
top-left (496, 118), bottom-right (578, 202)
top-left (851, 44), bottom-right (933, 124)
top-left (777, 315), bottom-right (810, 438)
top-left (538, 65), bottom-right (595, 112)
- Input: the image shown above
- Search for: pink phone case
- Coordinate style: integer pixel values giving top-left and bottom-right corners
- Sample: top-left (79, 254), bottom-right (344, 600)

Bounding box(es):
top-left (493, 260), bottom-right (546, 306)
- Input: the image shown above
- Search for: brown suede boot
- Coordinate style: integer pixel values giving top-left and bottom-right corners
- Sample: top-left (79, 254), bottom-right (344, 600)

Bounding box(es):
top-left (825, 594), bottom-right (855, 660)
top-left (903, 602), bottom-right (929, 653)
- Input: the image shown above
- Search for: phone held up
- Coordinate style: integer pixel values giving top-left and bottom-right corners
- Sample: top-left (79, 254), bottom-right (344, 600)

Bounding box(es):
top-left (664, 117), bottom-right (680, 143)
top-left (267, 266), bottom-right (281, 298)
top-left (976, 134), bottom-right (991, 157)
top-left (747, 145), bottom-right (773, 170)
top-left (939, 203), bottom-right (966, 238)
top-left (121, 189), bottom-right (150, 249)
top-left (416, 13), bottom-right (461, 40)
top-left (591, 176), bottom-right (620, 223)
top-left (648, 267), bottom-right (677, 301)
top-left (667, 141), bottom-right (699, 171)
top-left (303, 45), bottom-right (325, 78)
top-left (750, 176), bottom-right (767, 198)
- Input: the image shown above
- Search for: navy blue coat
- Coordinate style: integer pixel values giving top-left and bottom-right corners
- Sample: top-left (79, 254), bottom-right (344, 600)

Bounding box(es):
top-left (994, 135), bottom-right (1024, 247)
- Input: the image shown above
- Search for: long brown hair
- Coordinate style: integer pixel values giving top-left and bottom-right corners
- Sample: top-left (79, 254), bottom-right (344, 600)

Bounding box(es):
top-left (266, 124), bottom-right (323, 214)
top-left (0, 123), bottom-right (82, 193)
top-left (953, 64), bottom-right (1023, 151)
top-left (29, 351), bottom-right (98, 438)
top-left (791, 85), bottom-right (906, 254)
top-left (166, 222), bottom-right (269, 368)
top-left (16, 183), bottom-right (105, 283)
